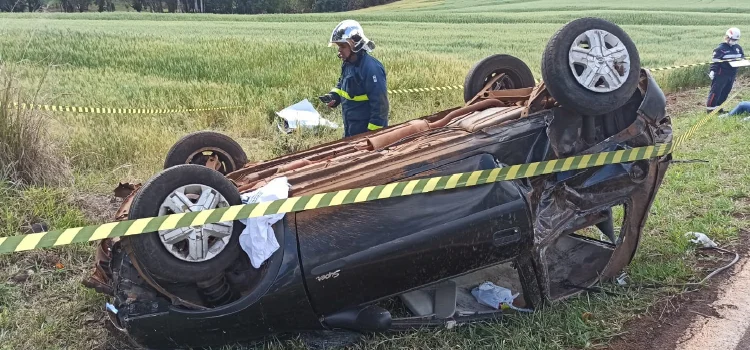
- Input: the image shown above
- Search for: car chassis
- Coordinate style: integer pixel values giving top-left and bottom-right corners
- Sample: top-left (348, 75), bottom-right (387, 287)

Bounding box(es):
top-left (83, 18), bottom-right (673, 350)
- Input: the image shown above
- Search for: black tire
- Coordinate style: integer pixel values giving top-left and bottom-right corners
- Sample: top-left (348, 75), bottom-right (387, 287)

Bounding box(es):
top-left (541, 17), bottom-right (641, 116)
top-left (123, 164), bottom-right (244, 284)
top-left (164, 131), bottom-right (248, 175)
top-left (463, 54), bottom-right (536, 103)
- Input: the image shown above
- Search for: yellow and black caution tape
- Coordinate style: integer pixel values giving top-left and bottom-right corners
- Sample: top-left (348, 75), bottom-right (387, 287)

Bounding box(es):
top-left (0, 84), bottom-right (741, 255)
top-left (2, 57), bottom-right (746, 113)
top-left (647, 56), bottom-right (748, 73)
top-left (386, 57), bottom-right (749, 94)
top-left (674, 90), bottom-right (740, 148)
top-left (0, 101), bottom-right (246, 114)
top-left (0, 143), bottom-right (672, 255)
top-left (388, 85), bottom-right (464, 94)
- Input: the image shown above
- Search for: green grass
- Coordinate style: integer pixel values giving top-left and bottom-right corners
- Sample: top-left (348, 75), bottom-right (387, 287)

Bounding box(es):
top-left (0, 183), bottom-right (116, 350)
top-left (1, 0), bottom-right (748, 189)
top-left (0, 0), bottom-right (750, 348)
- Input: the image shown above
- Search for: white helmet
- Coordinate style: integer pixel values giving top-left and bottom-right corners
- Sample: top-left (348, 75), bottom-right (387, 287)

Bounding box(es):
top-left (328, 20), bottom-right (375, 52)
top-left (726, 27), bottom-right (740, 41)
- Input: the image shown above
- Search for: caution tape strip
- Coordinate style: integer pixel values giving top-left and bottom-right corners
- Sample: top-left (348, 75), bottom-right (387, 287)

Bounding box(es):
top-left (0, 83), bottom-right (742, 255)
top-left (5, 58), bottom-right (745, 114)
top-left (0, 101), bottom-right (246, 114)
top-left (388, 57), bottom-right (749, 94)
top-left (0, 143), bottom-right (673, 255)
top-left (388, 85), bottom-right (464, 94)
top-left (647, 56), bottom-right (748, 73)
top-left (673, 90), bottom-right (740, 148)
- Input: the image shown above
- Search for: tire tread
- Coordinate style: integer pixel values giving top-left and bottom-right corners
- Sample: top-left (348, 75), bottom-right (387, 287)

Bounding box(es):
top-left (124, 164), bottom-right (244, 284)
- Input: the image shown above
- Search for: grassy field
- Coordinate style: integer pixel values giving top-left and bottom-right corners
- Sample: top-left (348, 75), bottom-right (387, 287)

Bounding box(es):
top-left (1, 0), bottom-right (750, 348)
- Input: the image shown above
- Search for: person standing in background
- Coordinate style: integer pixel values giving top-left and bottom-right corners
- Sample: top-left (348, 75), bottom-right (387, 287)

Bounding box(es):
top-left (321, 20), bottom-right (389, 138)
top-left (706, 27), bottom-right (743, 114)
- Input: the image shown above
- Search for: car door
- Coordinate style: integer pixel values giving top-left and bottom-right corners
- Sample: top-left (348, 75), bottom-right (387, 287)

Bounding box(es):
top-left (295, 152), bottom-right (533, 316)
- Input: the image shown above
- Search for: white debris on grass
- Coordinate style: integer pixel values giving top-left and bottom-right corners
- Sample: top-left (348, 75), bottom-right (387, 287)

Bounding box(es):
top-left (275, 99), bottom-right (338, 133)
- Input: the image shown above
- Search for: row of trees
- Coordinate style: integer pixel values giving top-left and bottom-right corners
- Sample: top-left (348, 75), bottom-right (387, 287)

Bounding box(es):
top-left (132, 0), bottom-right (396, 13)
top-left (0, 0), bottom-right (395, 12)
top-left (0, 0), bottom-right (114, 12)
top-left (1, 0), bottom-right (46, 12)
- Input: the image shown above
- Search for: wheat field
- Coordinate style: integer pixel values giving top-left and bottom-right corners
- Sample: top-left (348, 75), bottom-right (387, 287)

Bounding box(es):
top-left (1, 0), bottom-right (748, 185)
top-left (1, 0), bottom-right (750, 349)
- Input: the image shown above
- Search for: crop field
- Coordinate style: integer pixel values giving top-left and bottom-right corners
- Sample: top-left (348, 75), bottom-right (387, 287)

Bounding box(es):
top-left (1, 0), bottom-right (750, 349)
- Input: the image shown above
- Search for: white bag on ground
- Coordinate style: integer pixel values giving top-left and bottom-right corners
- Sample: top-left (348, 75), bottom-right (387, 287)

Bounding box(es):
top-left (471, 282), bottom-right (534, 313)
top-left (239, 177), bottom-right (290, 268)
top-left (685, 232), bottom-right (718, 248)
top-left (471, 281), bottom-right (518, 309)
top-left (275, 99), bottom-right (338, 133)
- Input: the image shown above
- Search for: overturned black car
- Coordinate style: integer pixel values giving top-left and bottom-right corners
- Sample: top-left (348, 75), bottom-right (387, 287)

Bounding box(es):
top-left (84, 17), bottom-right (673, 349)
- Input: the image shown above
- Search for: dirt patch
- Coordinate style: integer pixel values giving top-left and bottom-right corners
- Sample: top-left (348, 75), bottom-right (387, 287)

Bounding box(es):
top-left (664, 77), bottom-right (750, 117)
top-left (69, 192), bottom-right (122, 224)
top-left (675, 235), bottom-right (750, 350)
top-left (607, 230), bottom-right (750, 350)
top-left (606, 283), bottom-right (722, 350)
top-left (693, 248), bottom-right (736, 277)
top-left (666, 89), bottom-right (707, 117)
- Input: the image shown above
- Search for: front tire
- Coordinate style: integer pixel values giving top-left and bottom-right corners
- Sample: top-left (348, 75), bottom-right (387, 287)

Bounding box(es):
top-left (541, 17), bottom-right (641, 116)
top-left (123, 164), bottom-right (244, 284)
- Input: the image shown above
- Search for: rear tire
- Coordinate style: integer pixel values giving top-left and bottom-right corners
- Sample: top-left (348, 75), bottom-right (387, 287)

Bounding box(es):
top-left (123, 164), bottom-right (243, 284)
top-left (541, 17), bottom-right (641, 116)
top-left (463, 54), bottom-right (536, 103)
top-left (164, 131), bottom-right (248, 175)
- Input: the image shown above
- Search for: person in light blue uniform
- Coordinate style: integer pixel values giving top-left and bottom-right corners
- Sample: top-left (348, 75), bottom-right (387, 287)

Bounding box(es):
top-left (322, 20), bottom-right (389, 138)
top-left (707, 27), bottom-right (744, 113)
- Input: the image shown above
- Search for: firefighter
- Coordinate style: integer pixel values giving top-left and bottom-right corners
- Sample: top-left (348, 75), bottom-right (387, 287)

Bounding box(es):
top-left (707, 27), bottom-right (744, 113)
top-left (322, 20), bottom-right (389, 137)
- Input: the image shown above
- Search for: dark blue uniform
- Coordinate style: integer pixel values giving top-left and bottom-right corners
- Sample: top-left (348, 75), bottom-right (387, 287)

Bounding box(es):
top-left (330, 51), bottom-right (389, 137)
top-left (707, 42), bottom-right (745, 112)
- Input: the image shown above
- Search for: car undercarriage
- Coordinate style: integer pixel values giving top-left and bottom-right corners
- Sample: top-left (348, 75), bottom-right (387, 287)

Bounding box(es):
top-left (83, 17), bottom-right (673, 350)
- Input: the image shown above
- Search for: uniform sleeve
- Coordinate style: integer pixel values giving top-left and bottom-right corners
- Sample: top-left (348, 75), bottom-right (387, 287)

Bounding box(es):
top-left (712, 46), bottom-right (725, 61)
top-left (710, 45), bottom-right (724, 73)
top-left (329, 65), bottom-right (344, 106)
top-left (362, 61), bottom-right (389, 130)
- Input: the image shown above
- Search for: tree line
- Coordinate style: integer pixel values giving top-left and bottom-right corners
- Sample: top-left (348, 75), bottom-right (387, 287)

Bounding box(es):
top-left (0, 0), bottom-right (396, 13)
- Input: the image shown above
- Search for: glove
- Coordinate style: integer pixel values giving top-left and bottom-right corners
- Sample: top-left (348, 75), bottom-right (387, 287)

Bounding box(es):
top-left (327, 93), bottom-right (341, 108)
top-left (709, 71), bottom-right (715, 80)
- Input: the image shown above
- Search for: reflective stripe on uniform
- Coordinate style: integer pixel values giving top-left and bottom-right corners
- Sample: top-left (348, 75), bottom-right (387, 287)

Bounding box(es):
top-left (722, 53), bottom-right (743, 59)
top-left (331, 88), bottom-right (369, 102)
top-left (367, 123), bottom-right (383, 131)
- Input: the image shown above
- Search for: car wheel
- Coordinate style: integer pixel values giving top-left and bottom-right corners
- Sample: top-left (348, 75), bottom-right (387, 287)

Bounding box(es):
top-left (123, 164), bottom-right (244, 284)
top-left (164, 131), bottom-right (248, 175)
top-left (541, 17), bottom-right (641, 116)
top-left (463, 54), bottom-right (536, 103)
